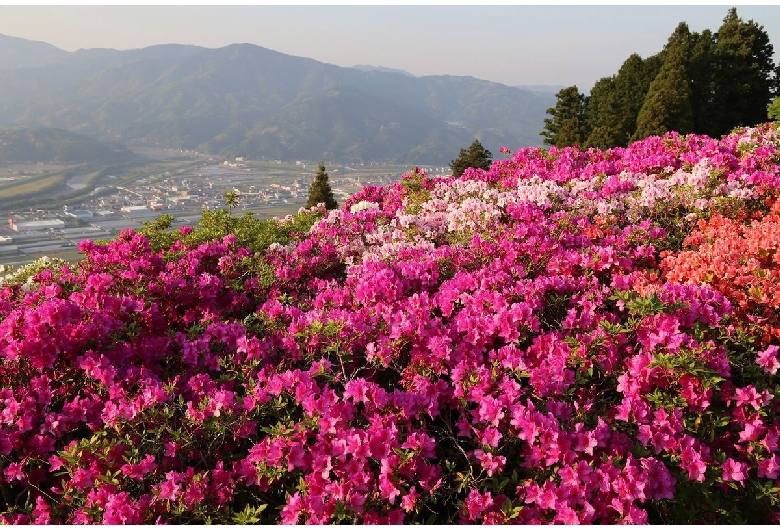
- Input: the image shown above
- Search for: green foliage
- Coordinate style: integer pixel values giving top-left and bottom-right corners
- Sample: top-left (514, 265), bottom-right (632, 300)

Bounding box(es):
top-left (224, 189), bottom-right (239, 209)
top-left (401, 166), bottom-right (433, 214)
top-left (306, 162), bottom-right (338, 210)
top-left (712, 8), bottom-right (775, 135)
top-left (582, 8), bottom-right (775, 145)
top-left (450, 139), bottom-right (493, 178)
top-left (138, 208), bottom-right (323, 256)
top-left (584, 53), bottom-right (663, 149)
top-left (541, 86), bottom-right (588, 147)
top-left (768, 97), bottom-right (780, 121)
top-left (685, 29), bottom-right (719, 136)
top-left (0, 256), bottom-right (68, 288)
top-left (616, 54), bottom-right (662, 142)
top-left (584, 77), bottom-right (622, 149)
top-left (633, 36), bottom-right (694, 141)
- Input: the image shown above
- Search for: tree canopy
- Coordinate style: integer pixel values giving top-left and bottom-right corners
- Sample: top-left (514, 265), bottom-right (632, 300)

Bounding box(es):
top-left (542, 7), bottom-right (777, 147)
top-left (541, 86), bottom-right (587, 147)
top-left (450, 139), bottom-right (493, 178)
top-left (712, 8), bottom-right (775, 135)
top-left (633, 34), bottom-right (694, 141)
top-left (306, 162), bottom-right (338, 210)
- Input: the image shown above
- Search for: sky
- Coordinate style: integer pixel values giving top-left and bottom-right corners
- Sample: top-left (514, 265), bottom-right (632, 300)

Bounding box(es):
top-left (0, 5), bottom-right (778, 91)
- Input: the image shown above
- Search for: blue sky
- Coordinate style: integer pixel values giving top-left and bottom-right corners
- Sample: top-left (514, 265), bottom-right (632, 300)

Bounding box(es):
top-left (0, 5), bottom-right (777, 91)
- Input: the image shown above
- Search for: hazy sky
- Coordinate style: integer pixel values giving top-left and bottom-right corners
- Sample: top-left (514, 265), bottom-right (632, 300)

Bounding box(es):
top-left (0, 5), bottom-right (778, 90)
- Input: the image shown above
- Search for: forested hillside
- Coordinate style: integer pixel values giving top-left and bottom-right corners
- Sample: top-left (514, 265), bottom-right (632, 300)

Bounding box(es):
top-left (0, 36), bottom-right (553, 164)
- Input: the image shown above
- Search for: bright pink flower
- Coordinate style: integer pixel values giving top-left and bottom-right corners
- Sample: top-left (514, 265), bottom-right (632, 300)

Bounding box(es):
top-left (473, 449), bottom-right (506, 477)
top-left (463, 490), bottom-right (493, 522)
top-left (758, 455), bottom-right (780, 479)
top-left (378, 474), bottom-right (400, 504)
top-left (156, 471), bottom-right (182, 501)
top-left (722, 458), bottom-right (748, 484)
top-left (757, 345), bottom-right (780, 374)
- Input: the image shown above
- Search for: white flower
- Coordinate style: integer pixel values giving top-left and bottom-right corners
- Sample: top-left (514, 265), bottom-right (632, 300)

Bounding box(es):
top-left (350, 201), bottom-right (380, 214)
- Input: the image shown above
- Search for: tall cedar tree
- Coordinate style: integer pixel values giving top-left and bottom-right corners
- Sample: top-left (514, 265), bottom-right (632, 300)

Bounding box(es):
top-left (712, 8), bottom-right (775, 136)
top-left (584, 77), bottom-right (622, 149)
top-left (584, 54), bottom-right (663, 149)
top-left (580, 8), bottom-right (774, 146)
top-left (682, 29), bottom-right (719, 136)
top-left (541, 86), bottom-right (588, 147)
top-left (615, 53), bottom-right (663, 143)
top-left (450, 139), bottom-right (493, 178)
top-left (306, 162), bottom-right (338, 210)
top-left (633, 36), bottom-right (694, 141)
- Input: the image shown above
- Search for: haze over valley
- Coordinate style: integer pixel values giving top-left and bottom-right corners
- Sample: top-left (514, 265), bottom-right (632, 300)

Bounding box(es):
top-left (0, 33), bottom-right (555, 165)
top-left (0, 32), bottom-right (558, 265)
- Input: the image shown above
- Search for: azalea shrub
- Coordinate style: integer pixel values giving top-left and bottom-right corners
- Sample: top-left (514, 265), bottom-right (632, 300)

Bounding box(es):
top-left (1, 123), bottom-right (780, 524)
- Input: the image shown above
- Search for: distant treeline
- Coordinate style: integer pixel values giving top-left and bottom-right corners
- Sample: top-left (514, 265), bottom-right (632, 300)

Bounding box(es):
top-left (541, 8), bottom-right (778, 147)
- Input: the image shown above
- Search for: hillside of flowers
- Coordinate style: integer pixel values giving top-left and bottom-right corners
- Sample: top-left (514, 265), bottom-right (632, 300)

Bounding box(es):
top-left (2, 123), bottom-right (780, 524)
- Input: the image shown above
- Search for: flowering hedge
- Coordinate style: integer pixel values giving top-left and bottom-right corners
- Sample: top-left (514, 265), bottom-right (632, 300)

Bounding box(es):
top-left (1, 124), bottom-right (780, 524)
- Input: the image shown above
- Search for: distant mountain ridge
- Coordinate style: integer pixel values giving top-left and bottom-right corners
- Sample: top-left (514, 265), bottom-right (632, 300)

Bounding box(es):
top-left (0, 33), bottom-right (69, 71)
top-left (352, 64), bottom-right (415, 77)
top-left (0, 33), bottom-right (554, 164)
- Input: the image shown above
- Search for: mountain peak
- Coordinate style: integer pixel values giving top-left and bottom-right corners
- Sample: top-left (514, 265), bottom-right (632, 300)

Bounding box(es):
top-left (352, 64), bottom-right (415, 77)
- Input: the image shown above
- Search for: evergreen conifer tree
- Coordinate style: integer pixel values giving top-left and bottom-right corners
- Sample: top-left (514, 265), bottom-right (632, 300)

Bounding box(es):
top-left (584, 77), bottom-right (623, 149)
top-left (306, 162), bottom-right (338, 210)
top-left (582, 54), bottom-right (663, 149)
top-left (541, 86), bottom-right (588, 147)
top-left (712, 8), bottom-right (774, 135)
top-left (680, 29), bottom-right (718, 136)
top-left (450, 139), bottom-right (493, 178)
top-left (633, 39), bottom-right (694, 141)
top-left (614, 53), bottom-right (662, 144)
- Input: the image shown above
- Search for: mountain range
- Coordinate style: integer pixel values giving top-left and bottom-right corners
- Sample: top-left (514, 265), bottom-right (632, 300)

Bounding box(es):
top-left (0, 33), bottom-right (555, 164)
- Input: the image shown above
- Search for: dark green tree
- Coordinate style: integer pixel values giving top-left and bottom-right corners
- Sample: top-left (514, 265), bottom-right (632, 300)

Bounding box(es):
top-left (712, 8), bottom-right (775, 134)
top-left (584, 77), bottom-right (623, 149)
top-left (583, 54), bottom-right (664, 149)
top-left (683, 29), bottom-right (719, 136)
top-left (306, 162), bottom-right (338, 210)
top-left (633, 37), bottom-right (694, 141)
top-left (615, 53), bottom-right (663, 143)
top-left (450, 139), bottom-right (493, 178)
top-left (542, 86), bottom-right (588, 147)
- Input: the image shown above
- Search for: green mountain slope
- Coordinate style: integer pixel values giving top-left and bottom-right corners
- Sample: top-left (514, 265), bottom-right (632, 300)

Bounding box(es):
top-left (0, 36), bottom-right (554, 163)
top-left (0, 127), bottom-right (136, 163)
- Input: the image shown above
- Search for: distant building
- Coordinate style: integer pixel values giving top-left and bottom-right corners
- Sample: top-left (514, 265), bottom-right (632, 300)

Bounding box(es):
top-left (64, 209), bottom-right (94, 220)
top-left (9, 219), bottom-right (65, 232)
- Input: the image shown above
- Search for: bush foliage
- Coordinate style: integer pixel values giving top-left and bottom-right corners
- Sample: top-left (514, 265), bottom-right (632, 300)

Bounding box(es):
top-left (1, 124), bottom-right (780, 523)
